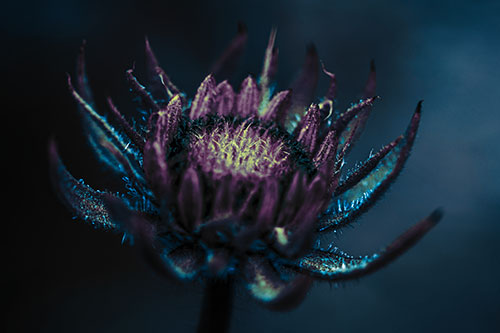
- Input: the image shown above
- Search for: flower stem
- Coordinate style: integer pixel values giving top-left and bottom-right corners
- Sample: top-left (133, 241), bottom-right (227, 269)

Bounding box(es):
top-left (197, 278), bottom-right (234, 333)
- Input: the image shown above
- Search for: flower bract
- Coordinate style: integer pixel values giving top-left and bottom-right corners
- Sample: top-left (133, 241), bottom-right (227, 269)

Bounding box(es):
top-left (50, 28), bottom-right (441, 311)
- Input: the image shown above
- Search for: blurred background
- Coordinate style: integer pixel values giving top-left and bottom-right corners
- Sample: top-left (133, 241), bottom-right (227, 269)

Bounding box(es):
top-left (5, 0), bottom-right (500, 332)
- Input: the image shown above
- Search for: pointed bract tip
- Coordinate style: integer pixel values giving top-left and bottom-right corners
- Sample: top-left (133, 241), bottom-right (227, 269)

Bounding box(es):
top-left (320, 61), bottom-right (335, 78)
top-left (237, 22), bottom-right (248, 34)
top-left (416, 100), bottom-right (424, 112)
top-left (269, 27), bottom-right (278, 41)
top-left (105, 95), bottom-right (114, 105)
top-left (429, 208), bottom-right (444, 225)
top-left (66, 73), bottom-right (74, 90)
top-left (201, 73), bottom-right (216, 88)
top-left (79, 39), bottom-right (87, 52)
top-left (128, 61), bottom-right (137, 72)
top-left (306, 43), bottom-right (317, 56)
top-left (48, 136), bottom-right (58, 159)
top-left (145, 36), bottom-right (160, 66)
top-left (204, 73), bottom-right (215, 81)
top-left (170, 93), bottom-right (182, 104)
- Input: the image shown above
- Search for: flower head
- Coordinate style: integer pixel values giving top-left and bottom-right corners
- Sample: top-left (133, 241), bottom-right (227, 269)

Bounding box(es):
top-left (50, 29), bottom-right (441, 311)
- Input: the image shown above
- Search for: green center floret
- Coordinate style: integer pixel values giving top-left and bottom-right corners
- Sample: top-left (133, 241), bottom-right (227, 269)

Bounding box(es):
top-left (189, 120), bottom-right (291, 179)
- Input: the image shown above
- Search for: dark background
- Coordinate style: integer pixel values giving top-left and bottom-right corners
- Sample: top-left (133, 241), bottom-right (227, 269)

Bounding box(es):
top-left (6, 0), bottom-right (500, 332)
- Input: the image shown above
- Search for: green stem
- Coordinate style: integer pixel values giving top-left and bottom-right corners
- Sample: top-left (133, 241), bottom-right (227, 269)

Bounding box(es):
top-left (197, 278), bottom-right (234, 333)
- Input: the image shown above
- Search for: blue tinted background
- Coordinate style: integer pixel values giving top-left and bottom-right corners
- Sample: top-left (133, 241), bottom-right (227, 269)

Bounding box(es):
top-left (6, 0), bottom-right (500, 332)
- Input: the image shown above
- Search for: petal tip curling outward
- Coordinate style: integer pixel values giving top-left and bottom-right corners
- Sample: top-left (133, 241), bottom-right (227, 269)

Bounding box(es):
top-left (320, 61), bottom-right (337, 102)
top-left (293, 209), bottom-right (443, 281)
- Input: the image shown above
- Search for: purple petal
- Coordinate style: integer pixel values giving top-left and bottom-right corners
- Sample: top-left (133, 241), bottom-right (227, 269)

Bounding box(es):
top-left (143, 140), bottom-right (170, 200)
top-left (275, 175), bottom-right (328, 258)
top-left (189, 74), bottom-right (216, 120)
top-left (276, 171), bottom-right (307, 227)
top-left (177, 167), bottom-right (204, 230)
top-left (143, 95), bottom-right (182, 199)
top-left (260, 89), bottom-right (291, 123)
top-left (211, 175), bottom-right (234, 218)
top-left (236, 182), bottom-right (260, 218)
top-left (236, 75), bottom-right (260, 117)
top-left (256, 178), bottom-right (280, 227)
top-left (150, 94), bottom-right (183, 148)
top-left (294, 103), bottom-right (321, 153)
top-left (314, 129), bottom-right (339, 172)
top-left (214, 80), bottom-right (235, 116)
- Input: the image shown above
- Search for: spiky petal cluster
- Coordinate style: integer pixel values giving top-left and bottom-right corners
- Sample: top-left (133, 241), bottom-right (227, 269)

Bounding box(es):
top-left (50, 29), bottom-right (441, 311)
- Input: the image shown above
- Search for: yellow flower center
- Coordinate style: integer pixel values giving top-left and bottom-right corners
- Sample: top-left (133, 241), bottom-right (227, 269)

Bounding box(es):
top-left (188, 120), bottom-right (290, 179)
